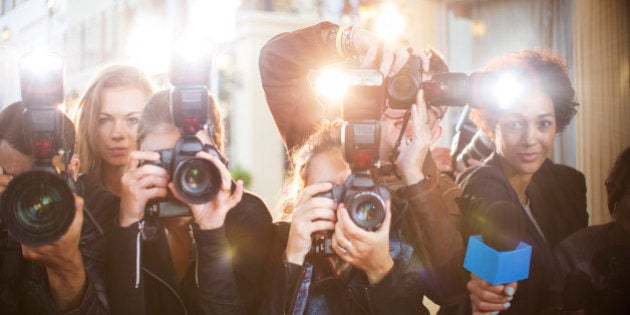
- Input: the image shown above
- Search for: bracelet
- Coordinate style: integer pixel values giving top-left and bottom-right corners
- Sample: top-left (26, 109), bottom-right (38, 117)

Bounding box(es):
top-left (342, 26), bottom-right (357, 57)
top-left (335, 26), bottom-right (347, 58)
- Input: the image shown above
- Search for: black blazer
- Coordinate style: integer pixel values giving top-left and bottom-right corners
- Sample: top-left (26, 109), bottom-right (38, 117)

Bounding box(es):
top-left (456, 153), bottom-right (588, 314)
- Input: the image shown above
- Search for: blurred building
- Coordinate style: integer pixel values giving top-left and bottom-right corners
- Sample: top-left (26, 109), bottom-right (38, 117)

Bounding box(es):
top-left (1, 0), bottom-right (628, 228)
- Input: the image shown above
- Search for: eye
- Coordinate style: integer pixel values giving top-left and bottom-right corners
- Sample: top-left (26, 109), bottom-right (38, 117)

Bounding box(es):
top-left (506, 120), bottom-right (524, 130)
top-left (98, 117), bottom-right (110, 125)
top-left (538, 120), bottom-right (554, 128)
top-left (127, 117), bottom-right (139, 125)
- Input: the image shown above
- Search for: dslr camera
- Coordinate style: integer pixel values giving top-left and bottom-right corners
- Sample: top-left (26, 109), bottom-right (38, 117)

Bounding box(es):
top-left (0, 52), bottom-right (77, 247)
top-left (144, 40), bottom-right (227, 217)
top-left (311, 69), bottom-right (391, 256)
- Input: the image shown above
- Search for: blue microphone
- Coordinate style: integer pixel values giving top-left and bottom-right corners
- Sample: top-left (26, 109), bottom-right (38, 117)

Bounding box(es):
top-left (463, 201), bottom-right (532, 285)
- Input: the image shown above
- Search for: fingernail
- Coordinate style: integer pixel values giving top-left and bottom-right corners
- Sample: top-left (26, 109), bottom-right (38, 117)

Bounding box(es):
top-left (508, 295), bottom-right (513, 301)
top-left (505, 286), bottom-right (515, 296)
top-left (490, 312), bottom-right (498, 315)
top-left (504, 302), bottom-right (511, 309)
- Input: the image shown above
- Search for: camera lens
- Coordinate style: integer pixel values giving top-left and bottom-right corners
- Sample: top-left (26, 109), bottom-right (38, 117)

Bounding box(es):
top-left (173, 158), bottom-right (221, 204)
top-left (0, 171), bottom-right (75, 246)
top-left (347, 192), bottom-right (386, 231)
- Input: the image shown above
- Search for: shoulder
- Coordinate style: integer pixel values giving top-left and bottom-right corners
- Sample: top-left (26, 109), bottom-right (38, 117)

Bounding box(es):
top-left (556, 223), bottom-right (612, 268)
top-left (226, 190), bottom-right (273, 227)
top-left (458, 164), bottom-right (513, 201)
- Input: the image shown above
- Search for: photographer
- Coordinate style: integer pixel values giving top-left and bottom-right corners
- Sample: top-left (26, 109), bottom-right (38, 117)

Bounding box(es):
top-left (106, 90), bottom-right (273, 314)
top-left (456, 50), bottom-right (589, 314)
top-left (259, 22), bottom-right (467, 314)
top-left (0, 101), bottom-right (118, 314)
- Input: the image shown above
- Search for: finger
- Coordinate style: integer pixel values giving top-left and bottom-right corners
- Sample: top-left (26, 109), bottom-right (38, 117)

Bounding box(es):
top-left (302, 197), bottom-right (337, 212)
top-left (125, 151), bottom-right (160, 172)
top-left (389, 46), bottom-right (410, 76)
top-left (227, 179), bottom-right (244, 208)
top-left (0, 173), bottom-right (12, 186)
top-left (136, 173), bottom-right (169, 190)
top-left (297, 182), bottom-right (334, 205)
top-left (331, 234), bottom-right (351, 259)
top-left (195, 152), bottom-right (232, 188)
top-left (467, 280), bottom-right (509, 304)
top-left (304, 208), bottom-right (337, 223)
top-left (470, 294), bottom-right (507, 312)
top-left (71, 194), bottom-right (85, 230)
top-left (413, 49), bottom-right (431, 73)
top-left (375, 201), bottom-right (392, 234)
top-left (504, 281), bottom-right (518, 298)
top-left (309, 220), bottom-right (336, 234)
top-left (362, 44), bottom-right (381, 68)
top-left (379, 50), bottom-right (395, 78)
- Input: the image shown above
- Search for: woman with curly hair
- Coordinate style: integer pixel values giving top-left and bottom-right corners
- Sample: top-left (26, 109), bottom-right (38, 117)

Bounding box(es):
top-left (457, 50), bottom-right (589, 314)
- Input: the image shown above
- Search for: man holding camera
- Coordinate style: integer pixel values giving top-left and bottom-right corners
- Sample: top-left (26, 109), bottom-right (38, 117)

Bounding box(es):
top-left (0, 101), bottom-right (117, 314)
top-left (259, 22), bottom-right (467, 314)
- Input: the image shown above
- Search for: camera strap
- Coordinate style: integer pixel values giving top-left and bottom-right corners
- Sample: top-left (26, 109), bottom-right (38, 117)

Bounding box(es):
top-left (388, 110), bottom-right (412, 166)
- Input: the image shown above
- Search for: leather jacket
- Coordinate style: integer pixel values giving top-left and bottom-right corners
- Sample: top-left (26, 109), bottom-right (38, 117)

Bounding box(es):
top-left (0, 173), bottom-right (119, 314)
top-left (105, 191), bottom-right (273, 315)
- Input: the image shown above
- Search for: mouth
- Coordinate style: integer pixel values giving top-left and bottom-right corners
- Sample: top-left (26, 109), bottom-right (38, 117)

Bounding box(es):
top-left (518, 152), bottom-right (540, 162)
top-left (108, 147), bottom-right (128, 156)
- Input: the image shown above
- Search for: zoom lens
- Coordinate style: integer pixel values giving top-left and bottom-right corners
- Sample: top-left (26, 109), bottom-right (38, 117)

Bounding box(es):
top-left (173, 158), bottom-right (221, 204)
top-left (0, 171), bottom-right (75, 246)
top-left (347, 192), bottom-right (386, 231)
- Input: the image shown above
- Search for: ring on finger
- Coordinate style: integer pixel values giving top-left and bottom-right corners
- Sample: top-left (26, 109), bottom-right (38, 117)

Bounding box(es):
top-left (338, 244), bottom-right (348, 254)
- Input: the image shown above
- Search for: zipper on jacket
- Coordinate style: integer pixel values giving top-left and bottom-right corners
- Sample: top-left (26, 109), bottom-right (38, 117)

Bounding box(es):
top-left (135, 220), bottom-right (146, 288)
top-left (189, 224), bottom-right (199, 288)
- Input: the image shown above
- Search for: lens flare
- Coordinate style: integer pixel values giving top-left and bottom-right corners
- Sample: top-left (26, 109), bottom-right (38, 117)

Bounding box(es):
top-left (315, 68), bottom-right (348, 100)
top-left (373, 2), bottom-right (406, 41)
top-left (493, 73), bottom-right (522, 110)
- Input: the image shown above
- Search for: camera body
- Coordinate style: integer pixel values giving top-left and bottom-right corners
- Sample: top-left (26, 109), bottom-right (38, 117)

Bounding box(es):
top-left (144, 136), bottom-right (225, 216)
top-left (311, 172), bottom-right (390, 256)
top-left (0, 52), bottom-right (76, 247)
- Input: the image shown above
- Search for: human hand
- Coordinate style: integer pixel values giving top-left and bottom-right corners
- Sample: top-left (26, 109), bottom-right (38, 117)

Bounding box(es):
top-left (0, 166), bottom-right (12, 197)
top-left (468, 274), bottom-right (517, 314)
top-left (351, 28), bottom-right (409, 78)
top-left (21, 194), bottom-right (84, 270)
top-left (395, 103), bottom-right (433, 185)
top-left (432, 147), bottom-right (454, 174)
top-left (285, 182), bottom-right (337, 265)
top-left (119, 151), bottom-right (169, 227)
top-left (169, 151), bottom-right (243, 230)
top-left (332, 202), bottom-right (393, 284)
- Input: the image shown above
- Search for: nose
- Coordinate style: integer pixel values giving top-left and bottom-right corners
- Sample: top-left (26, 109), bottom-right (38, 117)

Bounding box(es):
top-left (522, 124), bottom-right (537, 146)
top-left (110, 120), bottom-right (126, 140)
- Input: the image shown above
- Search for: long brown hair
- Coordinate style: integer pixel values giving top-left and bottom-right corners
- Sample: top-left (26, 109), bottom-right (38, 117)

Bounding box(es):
top-left (75, 65), bottom-right (154, 179)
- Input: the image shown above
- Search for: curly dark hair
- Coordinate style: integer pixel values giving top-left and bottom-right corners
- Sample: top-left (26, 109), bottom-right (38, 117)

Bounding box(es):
top-left (605, 146), bottom-right (630, 215)
top-left (470, 50), bottom-right (578, 136)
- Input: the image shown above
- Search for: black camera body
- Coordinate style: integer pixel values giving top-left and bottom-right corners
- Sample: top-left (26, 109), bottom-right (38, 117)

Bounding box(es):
top-left (0, 52), bottom-right (76, 247)
top-left (144, 136), bottom-right (225, 216)
top-left (387, 54), bottom-right (423, 110)
top-left (311, 172), bottom-right (390, 255)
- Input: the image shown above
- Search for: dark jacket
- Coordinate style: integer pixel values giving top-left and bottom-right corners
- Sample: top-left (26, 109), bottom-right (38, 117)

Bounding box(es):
top-left (0, 173), bottom-right (119, 314)
top-left (554, 222), bottom-right (630, 314)
top-left (105, 191), bottom-right (273, 315)
top-left (261, 179), bottom-right (466, 315)
top-left (258, 21), bottom-right (468, 314)
top-left (456, 153), bottom-right (589, 314)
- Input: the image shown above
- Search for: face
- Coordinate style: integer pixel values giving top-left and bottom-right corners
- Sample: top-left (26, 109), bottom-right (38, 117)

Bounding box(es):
top-left (97, 87), bottom-right (148, 169)
top-left (493, 89), bottom-right (556, 177)
top-left (305, 149), bottom-right (351, 186)
top-left (0, 140), bottom-right (35, 196)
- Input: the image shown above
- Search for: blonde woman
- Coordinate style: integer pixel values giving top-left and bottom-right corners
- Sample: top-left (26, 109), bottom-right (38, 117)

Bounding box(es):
top-left (76, 65), bottom-right (154, 195)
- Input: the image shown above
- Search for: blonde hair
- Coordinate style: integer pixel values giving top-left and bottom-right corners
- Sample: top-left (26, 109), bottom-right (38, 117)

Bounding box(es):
top-left (278, 120), bottom-right (343, 220)
top-left (76, 65), bottom-right (154, 180)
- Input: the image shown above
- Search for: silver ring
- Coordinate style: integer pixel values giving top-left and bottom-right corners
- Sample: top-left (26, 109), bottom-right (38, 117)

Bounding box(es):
top-left (338, 244), bottom-right (348, 254)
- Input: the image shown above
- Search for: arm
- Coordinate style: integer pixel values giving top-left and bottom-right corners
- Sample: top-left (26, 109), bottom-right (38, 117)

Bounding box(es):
top-left (259, 21), bottom-right (341, 151)
top-left (196, 192), bottom-right (273, 315)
